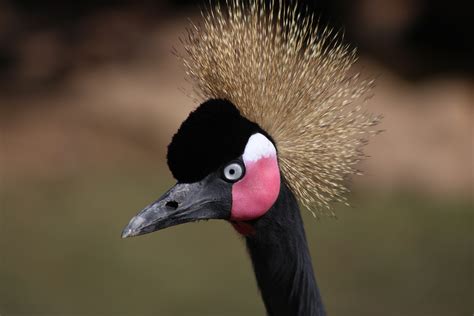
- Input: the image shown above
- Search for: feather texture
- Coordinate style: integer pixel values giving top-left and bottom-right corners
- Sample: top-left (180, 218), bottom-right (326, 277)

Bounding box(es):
top-left (178, 0), bottom-right (380, 216)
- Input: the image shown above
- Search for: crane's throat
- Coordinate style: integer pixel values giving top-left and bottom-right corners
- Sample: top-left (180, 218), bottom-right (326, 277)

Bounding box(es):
top-left (230, 221), bottom-right (256, 236)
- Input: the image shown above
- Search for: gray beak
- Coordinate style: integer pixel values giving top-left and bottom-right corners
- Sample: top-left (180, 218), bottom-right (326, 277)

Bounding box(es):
top-left (121, 173), bottom-right (232, 238)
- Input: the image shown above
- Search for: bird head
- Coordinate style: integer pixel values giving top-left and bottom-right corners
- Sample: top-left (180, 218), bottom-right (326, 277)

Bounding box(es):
top-left (122, 99), bottom-right (281, 238)
top-left (121, 0), bottom-right (380, 238)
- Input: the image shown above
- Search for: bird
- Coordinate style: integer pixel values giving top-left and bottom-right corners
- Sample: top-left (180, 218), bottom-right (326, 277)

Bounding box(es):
top-left (121, 0), bottom-right (379, 315)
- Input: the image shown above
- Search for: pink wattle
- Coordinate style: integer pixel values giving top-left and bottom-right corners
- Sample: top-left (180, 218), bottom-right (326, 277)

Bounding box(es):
top-left (230, 156), bottom-right (280, 221)
top-left (230, 221), bottom-right (256, 236)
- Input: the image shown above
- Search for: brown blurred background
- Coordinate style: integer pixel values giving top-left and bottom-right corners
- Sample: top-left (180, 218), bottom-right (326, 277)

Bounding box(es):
top-left (0, 0), bottom-right (472, 315)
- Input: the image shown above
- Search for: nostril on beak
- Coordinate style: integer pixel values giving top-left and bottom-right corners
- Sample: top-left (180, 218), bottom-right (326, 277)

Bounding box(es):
top-left (165, 200), bottom-right (179, 210)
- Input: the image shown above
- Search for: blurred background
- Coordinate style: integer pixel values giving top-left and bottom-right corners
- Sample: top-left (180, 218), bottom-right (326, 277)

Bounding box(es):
top-left (0, 0), bottom-right (472, 315)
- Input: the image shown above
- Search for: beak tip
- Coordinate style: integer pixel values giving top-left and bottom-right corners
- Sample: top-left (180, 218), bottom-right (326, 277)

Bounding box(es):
top-left (121, 215), bottom-right (147, 239)
top-left (121, 227), bottom-right (133, 239)
top-left (121, 221), bottom-right (142, 238)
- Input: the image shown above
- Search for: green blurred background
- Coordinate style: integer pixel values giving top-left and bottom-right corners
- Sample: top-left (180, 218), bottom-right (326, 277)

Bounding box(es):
top-left (0, 0), bottom-right (472, 315)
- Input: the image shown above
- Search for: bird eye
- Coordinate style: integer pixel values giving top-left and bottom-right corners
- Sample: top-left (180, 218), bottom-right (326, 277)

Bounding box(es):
top-left (223, 162), bottom-right (244, 182)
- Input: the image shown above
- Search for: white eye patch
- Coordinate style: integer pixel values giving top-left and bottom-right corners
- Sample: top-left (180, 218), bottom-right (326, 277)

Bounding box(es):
top-left (242, 133), bottom-right (277, 162)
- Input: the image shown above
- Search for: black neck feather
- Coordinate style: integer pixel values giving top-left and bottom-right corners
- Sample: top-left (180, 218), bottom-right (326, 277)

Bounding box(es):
top-left (245, 180), bottom-right (326, 316)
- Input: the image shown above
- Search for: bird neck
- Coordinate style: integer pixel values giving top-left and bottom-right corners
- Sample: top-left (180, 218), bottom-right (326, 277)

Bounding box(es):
top-left (244, 181), bottom-right (326, 316)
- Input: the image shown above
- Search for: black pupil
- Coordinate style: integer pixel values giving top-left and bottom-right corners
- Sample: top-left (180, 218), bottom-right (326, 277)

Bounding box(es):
top-left (229, 168), bottom-right (235, 175)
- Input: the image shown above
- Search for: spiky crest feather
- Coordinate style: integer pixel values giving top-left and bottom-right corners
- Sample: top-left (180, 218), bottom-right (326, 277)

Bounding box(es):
top-left (178, 0), bottom-right (380, 216)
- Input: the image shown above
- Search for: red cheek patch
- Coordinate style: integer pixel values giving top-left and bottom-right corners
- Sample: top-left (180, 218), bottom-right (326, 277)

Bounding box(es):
top-left (231, 156), bottom-right (280, 221)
